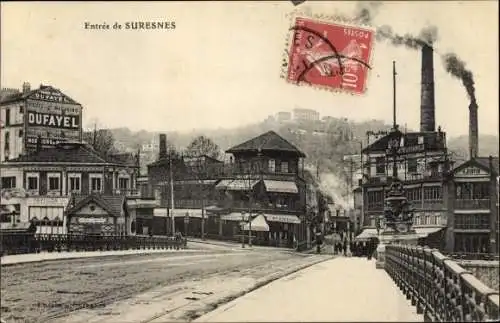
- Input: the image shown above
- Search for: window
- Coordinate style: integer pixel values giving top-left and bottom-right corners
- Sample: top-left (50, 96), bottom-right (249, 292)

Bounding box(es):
top-left (1, 176), bottom-right (16, 189)
top-left (367, 190), bottom-right (384, 209)
top-left (268, 159), bottom-right (276, 172)
top-left (90, 175), bottom-right (103, 193)
top-left (4, 131), bottom-right (10, 151)
top-left (424, 186), bottom-right (442, 200)
top-left (281, 161), bottom-right (289, 173)
top-left (19, 130), bottom-right (23, 137)
top-left (5, 108), bottom-right (10, 126)
top-left (48, 175), bottom-right (60, 191)
top-left (456, 182), bottom-right (490, 199)
top-left (418, 136), bottom-right (424, 145)
top-left (406, 187), bottom-right (422, 202)
top-left (118, 177), bottom-right (129, 190)
top-left (375, 157), bottom-right (385, 175)
top-left (408, 158), bottom-right (418, 173)
top-left (27, 176), bottom-right (38, 190)
top-left (69, 176), bottom-right (81, 192)
top-left (19, 106), bottom-right (24, 114)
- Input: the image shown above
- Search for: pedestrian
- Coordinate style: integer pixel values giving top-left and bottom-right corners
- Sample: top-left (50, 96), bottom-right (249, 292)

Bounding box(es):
top-left (342, 241), bottom-right (347, 256)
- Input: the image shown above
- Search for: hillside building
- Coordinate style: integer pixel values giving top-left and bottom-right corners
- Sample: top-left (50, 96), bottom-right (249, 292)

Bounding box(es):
top-left (293, 108), bottom-right (320, 122)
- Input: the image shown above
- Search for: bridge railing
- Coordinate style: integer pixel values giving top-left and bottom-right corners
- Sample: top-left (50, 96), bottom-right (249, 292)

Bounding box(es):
top-left (1, 233), bottom-right (187, 256)
top-left (385, 244), bottom-right (499, 322)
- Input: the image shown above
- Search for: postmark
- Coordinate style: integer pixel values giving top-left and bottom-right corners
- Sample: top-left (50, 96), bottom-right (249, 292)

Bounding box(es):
top-left (282, 13), bottom-right (375, 95)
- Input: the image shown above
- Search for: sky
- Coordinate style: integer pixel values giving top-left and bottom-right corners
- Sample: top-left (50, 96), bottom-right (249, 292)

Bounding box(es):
top-left (1, 1), bottom-right (498, 137)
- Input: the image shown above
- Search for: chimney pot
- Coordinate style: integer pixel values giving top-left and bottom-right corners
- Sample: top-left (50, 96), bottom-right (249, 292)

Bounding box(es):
top-left (159, 134), bottom-right (167, 160)
top-left (420, 43), bottom-right (436, 132)
top-left (469, 102), bottom-right (479, 159)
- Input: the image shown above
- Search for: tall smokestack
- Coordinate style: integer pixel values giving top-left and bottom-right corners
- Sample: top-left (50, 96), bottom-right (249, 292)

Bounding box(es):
top-left (420, 43), bottom-right (436, 132)
top-left (469, 101), bottom-right (479, 159)
top-left (159, 134), bottom-right (167, 160)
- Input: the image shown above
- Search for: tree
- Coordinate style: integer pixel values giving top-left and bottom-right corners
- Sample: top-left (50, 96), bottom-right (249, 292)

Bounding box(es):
top-left (186, 135), bottom-right (222, 160)
top-left (82, 128), bottom-right (117, 157)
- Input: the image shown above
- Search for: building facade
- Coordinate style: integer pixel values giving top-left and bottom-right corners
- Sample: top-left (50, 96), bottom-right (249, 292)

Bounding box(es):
top-left (1, 83), bottom-right (83, 162)
top-left (0, 141), bottom-right (141, 235)
top-left (293, 108), bottom-right (320, 122)
top-left (445, 157), bottom-right (499, 254)
top-left (357, 128), bottom-right (451, 248)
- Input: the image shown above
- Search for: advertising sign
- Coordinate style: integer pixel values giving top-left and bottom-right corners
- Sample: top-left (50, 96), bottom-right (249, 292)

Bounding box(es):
top-left (25, 94), bottom-right (82, 149)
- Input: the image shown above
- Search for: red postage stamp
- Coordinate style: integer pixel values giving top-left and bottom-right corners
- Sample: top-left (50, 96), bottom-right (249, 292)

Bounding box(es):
top-left (285, 17), bottom-right (375, 95)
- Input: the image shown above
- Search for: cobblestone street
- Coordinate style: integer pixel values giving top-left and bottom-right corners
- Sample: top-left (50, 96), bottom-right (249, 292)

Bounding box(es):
top-left (1, 245), bottom-right (328, 322)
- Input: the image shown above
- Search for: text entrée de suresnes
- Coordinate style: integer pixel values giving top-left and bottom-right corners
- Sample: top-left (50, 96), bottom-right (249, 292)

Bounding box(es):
top-left (84, 21), bottom-right (176, 30)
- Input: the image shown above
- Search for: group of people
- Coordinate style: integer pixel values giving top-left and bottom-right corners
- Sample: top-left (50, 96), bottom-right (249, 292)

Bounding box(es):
top-left (331, 239), bottom-right (378, 259)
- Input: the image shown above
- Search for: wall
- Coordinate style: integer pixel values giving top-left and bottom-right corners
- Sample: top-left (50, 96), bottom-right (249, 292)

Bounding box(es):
top-left (457, 260), bottom-right (499, 291)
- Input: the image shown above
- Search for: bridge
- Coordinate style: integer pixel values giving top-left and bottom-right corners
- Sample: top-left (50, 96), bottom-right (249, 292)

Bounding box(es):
top-left (1, 240), bottom-right (499, 322)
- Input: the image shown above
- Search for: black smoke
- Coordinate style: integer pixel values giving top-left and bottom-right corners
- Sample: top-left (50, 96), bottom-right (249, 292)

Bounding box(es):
top-left (442, 53), bottom-right (476, 103)
top-left (354, 1), bottom-right (383, 25)
top-left (370, 10), bottom-right (477, 106)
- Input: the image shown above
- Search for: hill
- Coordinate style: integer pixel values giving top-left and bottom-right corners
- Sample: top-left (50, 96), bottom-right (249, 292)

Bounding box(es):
top-left (104, 119), bottom-right (498, 206)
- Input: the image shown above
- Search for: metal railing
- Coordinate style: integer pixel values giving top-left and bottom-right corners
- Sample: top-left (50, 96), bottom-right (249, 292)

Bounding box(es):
top-left (1, 233), bottom-right (187, 256)
top-left (455, 199), bottom-right (491, 210)
top-left (385, 244), bottom-right (499, 322)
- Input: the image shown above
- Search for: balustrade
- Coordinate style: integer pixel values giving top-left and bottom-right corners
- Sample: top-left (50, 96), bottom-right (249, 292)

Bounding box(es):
top-left (456, 199), bottom-right (491, 210)
top-left (385, 244), bottom-right (499, 322)
top-left (0, 233), bottom-right (187, 256)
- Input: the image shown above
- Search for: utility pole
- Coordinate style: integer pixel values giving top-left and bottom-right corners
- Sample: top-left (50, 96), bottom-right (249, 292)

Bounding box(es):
top-left (93, 122), bottom-right (97, 147)
top-left (169, 151), bottom-right (176, 236)
top-left (393, 60), bottom-right (397, 128)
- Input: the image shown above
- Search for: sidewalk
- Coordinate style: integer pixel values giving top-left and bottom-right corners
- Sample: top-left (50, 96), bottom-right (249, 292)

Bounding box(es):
top-left (195, 257), bottom-right (423, 322)
top-left (0, 248), bottom-right (202, 266)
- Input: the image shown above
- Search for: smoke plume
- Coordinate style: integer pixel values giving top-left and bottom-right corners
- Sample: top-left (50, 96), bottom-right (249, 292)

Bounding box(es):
top-left (353, 1), bottom-right (383, 25)
top-left (318, 172), bottom-right (353, 209)
top-left (376, 25), bottom-right (439, 49)
top-left (442, 53), bottom-right (476, 103)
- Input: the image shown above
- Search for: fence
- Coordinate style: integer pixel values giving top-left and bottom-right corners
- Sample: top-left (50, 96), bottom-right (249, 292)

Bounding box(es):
top-left (385, 244), bottom-right (499, 322)
top-left (1, 233), bottom-right (187, 256)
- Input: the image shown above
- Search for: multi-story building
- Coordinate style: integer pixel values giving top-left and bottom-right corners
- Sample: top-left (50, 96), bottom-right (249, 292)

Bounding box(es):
top-left (293, 108), bottom-right (320, 122)
top-left (144, 131), bottom-right (312, 248)
top-left (445, 156), bottom-right (499, 254)
top-left (1, 82), bottom-right (83, 162)
top-left (356, 127), bottom-right (451, 248)
top-left (0, 141), bottom-right (146, 235)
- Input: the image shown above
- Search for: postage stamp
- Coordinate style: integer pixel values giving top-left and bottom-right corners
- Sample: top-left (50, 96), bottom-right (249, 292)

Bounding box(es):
top-left (282, 14), bottom-right (375, 95)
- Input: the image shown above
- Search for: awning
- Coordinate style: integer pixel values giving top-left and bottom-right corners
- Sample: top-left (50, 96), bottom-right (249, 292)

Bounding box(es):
top-left (215, 179), bottom-right (259, 191)
top-left (175, 180), bottom-right (218, 185)
top-left (355, 228), bottom-right (378, 240)
top-left (263, 180), bottom-right (299, 194)
top-left (264, 214), bottom-right (301, 224)
top-left (243, 214), bottom-right (270, 232)
top-left (221, 212), bottom-right (247, 221)
top-left (415, 227), bottom-right (446, 238)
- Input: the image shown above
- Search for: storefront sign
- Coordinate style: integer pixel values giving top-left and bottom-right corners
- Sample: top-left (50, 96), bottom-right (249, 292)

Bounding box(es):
top-left (78, 217), bottom-right (107, 224)
top-left (32, 89), bottom-right (74, 103)
top-left (456, 166), bottom-right (488, 177)
top-left (25, 99), bottom-right (82, 149)
top-left (28, 112), bottom-right (79, 129)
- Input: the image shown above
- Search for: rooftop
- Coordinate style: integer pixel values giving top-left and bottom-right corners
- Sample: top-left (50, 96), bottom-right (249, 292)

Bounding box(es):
top-left (0, 84), bottom-right (81, 105)
top-left (2, 142), bottom-right (136, 167)
top-left (226, 131), bottom-right (306, 157)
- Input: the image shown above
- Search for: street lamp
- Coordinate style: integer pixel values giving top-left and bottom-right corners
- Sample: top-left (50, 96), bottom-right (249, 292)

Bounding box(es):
top-left (184, 212), bottom-right (190, 237)
top-left (241, 211), bottom-right (249, 248)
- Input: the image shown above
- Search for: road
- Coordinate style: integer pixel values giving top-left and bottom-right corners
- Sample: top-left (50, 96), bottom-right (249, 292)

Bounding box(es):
top-left (1, 244), bottom-right (328, 322)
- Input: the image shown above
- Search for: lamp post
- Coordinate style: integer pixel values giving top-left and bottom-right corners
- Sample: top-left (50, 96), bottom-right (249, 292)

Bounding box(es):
top-left (241, 211), bottom-right (248, 248)
top-left (184, 212), bottom-right (190, 237)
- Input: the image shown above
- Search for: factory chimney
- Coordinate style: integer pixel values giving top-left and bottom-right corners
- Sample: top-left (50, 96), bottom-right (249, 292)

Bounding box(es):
top-left (420, 43), bottom-right (436, 132)
top-left (159, 134), bottom-right (167, 160)
top-left (469, 100), bottom-right (479, 159)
